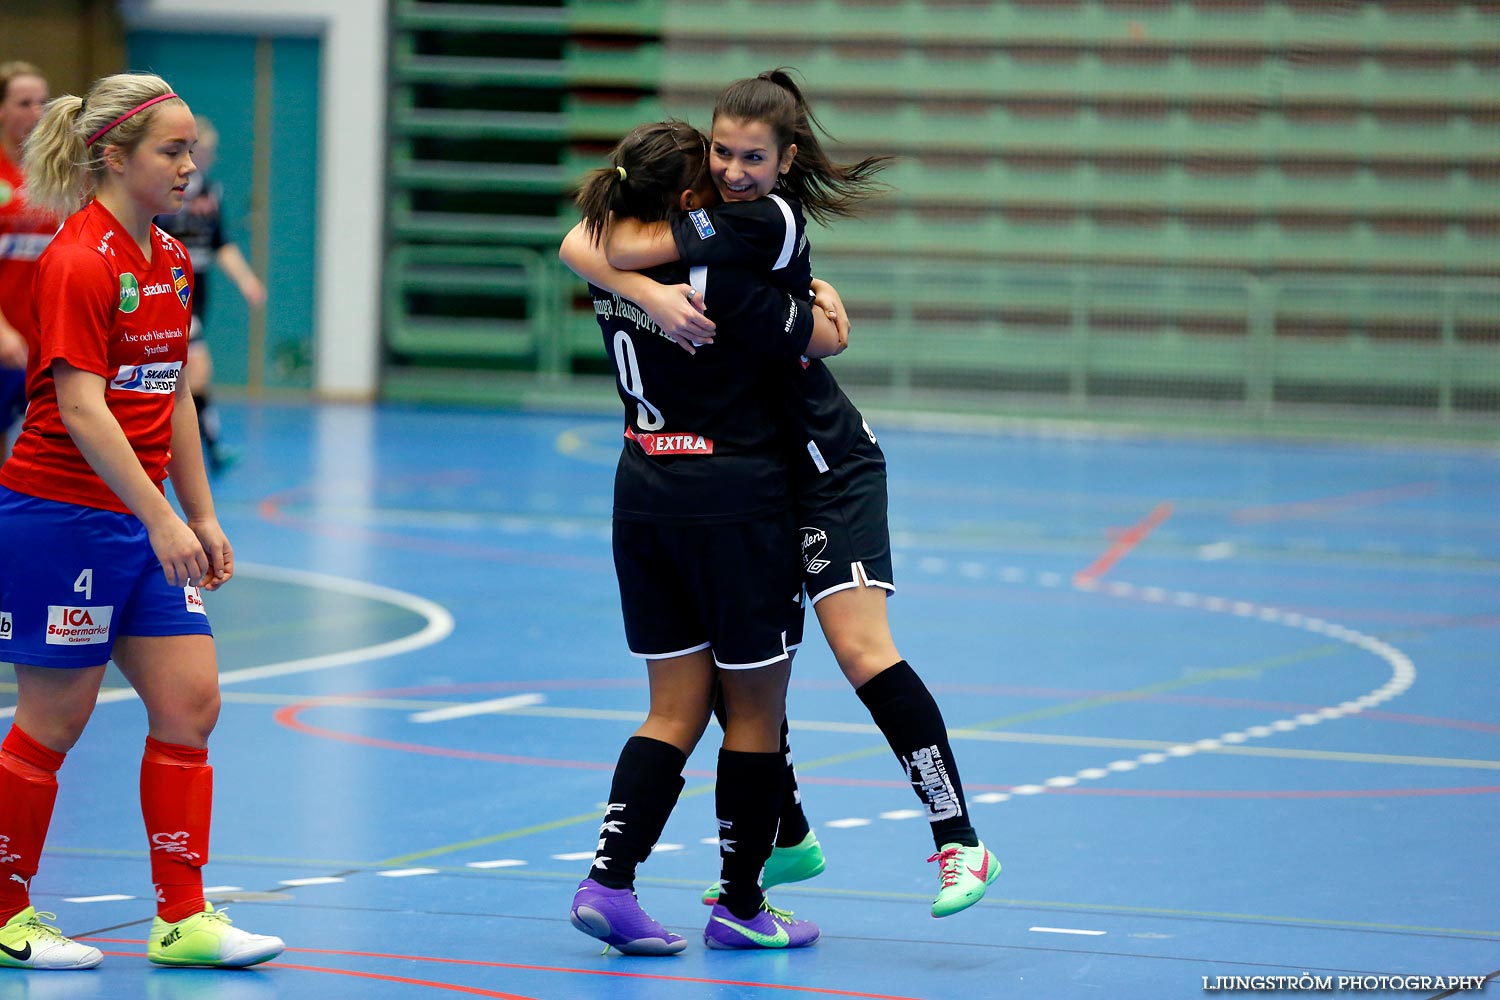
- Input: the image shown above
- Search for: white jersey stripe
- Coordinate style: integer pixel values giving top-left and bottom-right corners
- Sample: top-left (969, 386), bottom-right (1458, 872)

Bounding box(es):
top-left (766, 194), bottom-right (797, 271)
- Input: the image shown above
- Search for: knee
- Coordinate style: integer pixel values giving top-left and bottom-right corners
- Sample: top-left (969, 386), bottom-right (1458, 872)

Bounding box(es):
top-left (150, 687), bottom-right (222, 747)
top-left (829, 638), bottom-right (899, 687)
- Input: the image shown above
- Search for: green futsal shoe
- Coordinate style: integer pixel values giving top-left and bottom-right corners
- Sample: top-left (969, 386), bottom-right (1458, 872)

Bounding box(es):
top-left (0, 907), bottom-right (103, 969)
top-left (702, 830), bottom-right (827, 904)
top-left (929, 841), bottom-right (1000, 918)
top-left (148, 903), bottom-right (285, 968)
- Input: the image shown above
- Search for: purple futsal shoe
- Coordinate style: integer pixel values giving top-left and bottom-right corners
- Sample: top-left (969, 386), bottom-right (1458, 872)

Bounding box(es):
top-left (569, 878), bottom-right (687, 955)
top-left (703, 899), bottom-right (820, 950)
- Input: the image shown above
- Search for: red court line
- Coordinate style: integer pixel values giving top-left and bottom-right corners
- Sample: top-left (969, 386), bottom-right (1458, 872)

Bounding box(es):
top-left (1232, 481), bottom-right (1438, 524)
top-left (284, 947), bottom-right (927, 998)
top-left (272, 702), bottom-right (617, 771)
top-left (1074, 501), bottom-right (1173, 584)
top-left (88, 945), bottom-right (925, 999)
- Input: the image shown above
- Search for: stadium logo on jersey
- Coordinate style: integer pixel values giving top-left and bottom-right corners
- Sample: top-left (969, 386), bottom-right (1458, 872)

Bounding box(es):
top-left (800, 527), bottom-right (831, 575)
top-left (0, 611), bottom-right (11, 640)
top-left (172, 266), bottom-right (191, 308)
top-left (185, 586), bottom-right (206, 615)
top-left (626, 428), bottom-right (714, 456)
top-left (118, 273), bottom-right (140, 313)
top-left (688, 209), bottom-right (715, 240)
top-left (46, 605), bottom-right (114, 645)
top-left (111, 361), bottom-right (183, 395)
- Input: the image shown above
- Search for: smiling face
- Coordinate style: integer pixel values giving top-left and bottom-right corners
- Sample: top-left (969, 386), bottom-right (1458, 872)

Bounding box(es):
top-left (709, 117), bottom-right (795, 204)
top-left (0, 73), bottom-right (47, 155)
top-left (106, 103), bottom-right (198, 217)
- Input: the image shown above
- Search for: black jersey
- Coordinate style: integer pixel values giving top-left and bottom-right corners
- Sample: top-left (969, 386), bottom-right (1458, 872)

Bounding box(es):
top-left (672, 193), bottom-right (866, 478)
top-left (596, 259), bottom-right (814, 525)
top-left (154, 173), bottom-right (225, 320)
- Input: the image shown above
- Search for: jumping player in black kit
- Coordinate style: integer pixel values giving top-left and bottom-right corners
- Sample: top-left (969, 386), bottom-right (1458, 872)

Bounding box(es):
top-left (590, 69), bottom-right (1002, 920)
top-left (560, 121), bottom-right (847, 954)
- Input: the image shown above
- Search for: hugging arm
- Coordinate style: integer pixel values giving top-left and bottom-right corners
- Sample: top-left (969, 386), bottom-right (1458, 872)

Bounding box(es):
top-left (560, 222), bottom-right (715, 352)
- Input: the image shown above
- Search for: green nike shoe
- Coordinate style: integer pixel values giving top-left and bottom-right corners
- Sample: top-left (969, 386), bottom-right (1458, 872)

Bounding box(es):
top-left (701, 830), bottom-right (826, 904)
top-left (929, 841), bottom-right (1001, 918)
top-left (148, 903), bottom-right (284, 968)
top-left (0, 907), bottom-right (102, 970)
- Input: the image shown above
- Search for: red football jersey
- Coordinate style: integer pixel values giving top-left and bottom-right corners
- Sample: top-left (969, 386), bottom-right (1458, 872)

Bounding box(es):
top-left (0, 147), bottom-right (56, 347)
top-left (0, 200), bottom-right (194, 513)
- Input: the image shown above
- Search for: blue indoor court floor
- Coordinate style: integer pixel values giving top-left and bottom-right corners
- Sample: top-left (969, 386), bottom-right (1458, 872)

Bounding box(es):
top-left (2, 399), bottom-right (1496, 1000)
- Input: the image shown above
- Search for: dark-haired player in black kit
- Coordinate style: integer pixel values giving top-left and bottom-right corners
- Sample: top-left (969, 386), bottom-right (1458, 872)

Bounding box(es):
top-left (600, 68), bottom-right (1001, 921)
top-left (560, 120), bottom-right (848, 954)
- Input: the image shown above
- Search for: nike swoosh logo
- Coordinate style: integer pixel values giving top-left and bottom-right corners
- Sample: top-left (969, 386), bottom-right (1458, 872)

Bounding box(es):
top-left (967, 857), bottom-right (990, 881)
top-left (0, 941), bottom-right (32, 962)
top-left (711, 915), bottom-right (789, 948)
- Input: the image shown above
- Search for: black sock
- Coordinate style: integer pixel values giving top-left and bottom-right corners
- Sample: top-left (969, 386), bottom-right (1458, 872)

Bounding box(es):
top-left (714, 690), bottom-right (809, 849)
top-left (589, 736), bottom-right (686, 890)
top-left (856, 660), bottom-right (978, 850)
top-left (774, 716), bottom-right (811, 847)
top-left (715, 748), bottom-right (784, 919)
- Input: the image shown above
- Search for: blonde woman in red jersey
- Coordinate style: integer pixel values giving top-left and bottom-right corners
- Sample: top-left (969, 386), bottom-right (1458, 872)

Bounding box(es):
top-left (0, 72), bottom-right (283, 971)
top-left (0, 61), bottom-right (53, 457)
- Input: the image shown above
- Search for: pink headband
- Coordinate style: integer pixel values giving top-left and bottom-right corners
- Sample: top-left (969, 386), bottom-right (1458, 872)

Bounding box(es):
top-left (85, 93), bottom-right (179, 147)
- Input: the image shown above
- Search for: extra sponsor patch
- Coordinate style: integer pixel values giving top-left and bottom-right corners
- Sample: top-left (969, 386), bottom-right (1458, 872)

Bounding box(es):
top-left (185, 586), bottom-right (206, 615)
top-left (172, 266), bottom-right (191, 308)
top-left (111, 360), bottom-right (183, 395)
top-left (688, 209), bottom-right (715, 240)
top-left (0, 610), bottom-right (11, 640)
top-left (118, 273), bottom-right (140, 313)
top-left (46, 605), bottom-right (114, 646)
top-left (625, 428), bottom-right (714, 456)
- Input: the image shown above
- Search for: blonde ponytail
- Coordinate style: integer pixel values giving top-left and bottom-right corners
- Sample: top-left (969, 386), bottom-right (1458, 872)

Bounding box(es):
top-left (22, 72), bottom-right (184, 221)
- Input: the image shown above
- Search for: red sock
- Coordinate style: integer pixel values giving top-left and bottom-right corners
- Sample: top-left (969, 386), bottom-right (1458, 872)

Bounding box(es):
top-left (0, 727), bottom-right (66, 922)
top-left (140, 736), bottom-right (212, 923)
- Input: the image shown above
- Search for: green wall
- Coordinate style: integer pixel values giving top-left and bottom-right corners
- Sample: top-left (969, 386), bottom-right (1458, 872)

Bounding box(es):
top-left (126, 31), bottom-right (319, 391)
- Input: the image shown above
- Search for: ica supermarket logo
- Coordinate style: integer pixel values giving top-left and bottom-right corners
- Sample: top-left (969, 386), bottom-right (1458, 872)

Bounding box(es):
top-left (119, 273), bottom-right (140, 313)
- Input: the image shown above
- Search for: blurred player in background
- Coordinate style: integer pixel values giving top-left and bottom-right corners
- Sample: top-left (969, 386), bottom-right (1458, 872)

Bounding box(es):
top-left (0, 61), bottom-right (53, 458)
top-left (154, 115), bottom-right (264, 474)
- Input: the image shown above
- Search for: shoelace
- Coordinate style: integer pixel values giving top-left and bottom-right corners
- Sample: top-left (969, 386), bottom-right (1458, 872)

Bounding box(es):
top-left (760, 900), bottom-right (798, 923)
top-left (927, 847), bottom-right (963, 887)
top-left (200, 906), bottom-right (233, 926)
top-left (23, 912), bottom-right (69, 940)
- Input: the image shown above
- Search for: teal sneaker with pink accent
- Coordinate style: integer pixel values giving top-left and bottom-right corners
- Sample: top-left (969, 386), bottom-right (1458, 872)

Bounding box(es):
top-left (929, 841), bottom-right (1000, 917)
top-left (701, 830), bottom-right (826, 905)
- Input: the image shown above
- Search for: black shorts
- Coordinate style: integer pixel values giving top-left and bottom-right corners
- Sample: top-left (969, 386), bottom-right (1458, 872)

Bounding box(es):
top-left (613, 511), bottom-right (805, 669)
top-left (795, 431), bottom-right (895, 605)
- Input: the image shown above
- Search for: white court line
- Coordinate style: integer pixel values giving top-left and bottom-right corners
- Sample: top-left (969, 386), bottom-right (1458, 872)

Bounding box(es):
top-left (1030, 926), bottom-right (1106, 936)
top-left (64, 894), bottom-right (134, 903)
top-left (1, 563), bottom-right (454, 719)
top-left (410, 693), bottom-right (544, 724)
